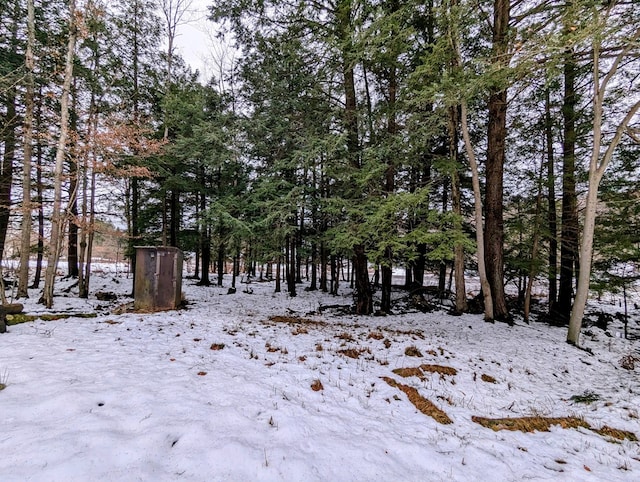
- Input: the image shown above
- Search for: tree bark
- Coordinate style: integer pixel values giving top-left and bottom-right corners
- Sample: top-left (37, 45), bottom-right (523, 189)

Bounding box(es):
top-left (449, 106), bottom-right (467, 314)
top-left (17, 0), bottom-right (36, 299)
top-left (41, 0), bottom-right (77, 308)
top-left (555, 46), bottom-right (579, 325)
top-left (0, 0), bottom-right (19, 265)
top-left (544, 88), bottom-right (558, 310)
top-left (353, 245), bottom-right (372, 315)
top-left (461, 101), bottom-right (494, 321)
top-left (31, 103), bottom-right (45, 289)
top-left (568, 26), bottom-right (640, 345)
top-left (484, 0), bottom-right (510, 321)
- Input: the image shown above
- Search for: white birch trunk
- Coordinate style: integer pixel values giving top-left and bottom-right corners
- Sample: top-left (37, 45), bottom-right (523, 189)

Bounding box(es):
top-left (567, 24), bottom-right (640, 345)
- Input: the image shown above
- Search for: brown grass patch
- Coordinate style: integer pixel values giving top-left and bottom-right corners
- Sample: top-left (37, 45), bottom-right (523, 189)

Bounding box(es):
top-left (368, 331), bottom-right (384, 340)
top-left (481, 374), bottom-right (497, 383)
top-left (420, 364), bottom-right (458, 376)
top-left (472, 416), bottom-right (589, 433)
top-left (102, 320), bottom-right (121, 325)
top-left (405, 346), bottom-right (423, 357)
top-left (472, 416), bottom-right (638, 442)
top-left (595, 425), bottom-right (638, 442)
top-left (268, 315), bottom-right (325, 326)
top-left (197, 371), bottom-right (207, 376)
top-left (311, 379), bottom-right (324, 391)
top-left (392, 367), bottom-right (425, 379)
top-left (210, 343), bottom-right (225, 350)
top-left (382, 377), bottom-right (452, 424)
top-left (336, 332), bottom-right (355, 342)
top-left (338, 348), bottom-right (369, 359)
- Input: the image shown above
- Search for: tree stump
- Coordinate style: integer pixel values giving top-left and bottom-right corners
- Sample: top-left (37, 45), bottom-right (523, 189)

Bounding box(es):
top-left (0, 306), bottom-right (6, 334)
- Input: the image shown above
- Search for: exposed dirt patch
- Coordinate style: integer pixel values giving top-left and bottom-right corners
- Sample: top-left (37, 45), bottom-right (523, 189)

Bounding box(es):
top-left (311, 379), bottom-right (324, 391)
top-left (210, 343), bottom-right (225, 350)
top-left (382, 376), bottom-right (452, 425)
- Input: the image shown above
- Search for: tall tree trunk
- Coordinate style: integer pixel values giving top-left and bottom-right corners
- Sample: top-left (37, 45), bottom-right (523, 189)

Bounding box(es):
top-left (449, 105), bottom-right (467, 314)
top-left (544, 88), bottom-right (558, 310)
top-left (320, 242), bottom-right (328, 292)
top-left (275, 255), bottom-right (281, 293)
top-left (170, 189), bottom-right (179, 247)
top-left (484, 0), bottom-right (510, 321)
top-left (337, 0), bottom-right (371, 314)
top-left (380, 52), bottom-right (397, 315)
top-left (17, 0), bottom-right (36, 299)
top-left (217, 237), bottom-right (225, 287)
top-left (555, 46), bottom-right (579, 325)
top-left (524, 155), bottom-right (546, 323)
top-left (31, 97), bottom-right (45, 289)
top-left (67, 79), bottom-right (79, 278)
top-left (199, 170), bottom-right (211, 285)
top-left (567, 29), bottom-right (640, 345)
top-left (353, 245), bottom-right (372, 314)
top-left (461, 101), bottom-right (494, 321)
top-left (451, 4), bottom-right (493, 320)
top-left (286, 235), bottom-right (297, 297)
top-left (0, 0), bottom-right (19, 264)
top-left (81, 162), bottom-right (97, 298)
top-left (41, 0), bottom-right (77, 308)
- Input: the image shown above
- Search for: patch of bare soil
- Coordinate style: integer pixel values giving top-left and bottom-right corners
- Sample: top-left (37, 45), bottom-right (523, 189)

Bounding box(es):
top-left (382, 377), bottom-right (452, 425)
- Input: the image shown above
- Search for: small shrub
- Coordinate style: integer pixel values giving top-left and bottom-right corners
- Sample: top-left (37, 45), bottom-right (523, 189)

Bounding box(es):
top-left (570, 391), bottom-right (600, 404)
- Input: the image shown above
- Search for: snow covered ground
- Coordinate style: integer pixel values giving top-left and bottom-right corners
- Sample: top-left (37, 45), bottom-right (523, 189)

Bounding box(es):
top-left (1, 267), bottom-right (639, 481)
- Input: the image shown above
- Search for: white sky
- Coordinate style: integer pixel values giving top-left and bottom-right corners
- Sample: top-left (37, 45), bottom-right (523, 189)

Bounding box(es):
top-left (174, 0), bottom-right (224, 84)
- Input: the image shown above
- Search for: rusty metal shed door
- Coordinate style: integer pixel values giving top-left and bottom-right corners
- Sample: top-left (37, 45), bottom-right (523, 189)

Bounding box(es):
top-left (156, 249), bottom-right (177, 310)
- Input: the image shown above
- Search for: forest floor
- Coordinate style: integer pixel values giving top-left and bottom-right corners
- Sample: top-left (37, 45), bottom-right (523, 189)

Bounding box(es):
top-left (0, 265), bottom-right (639, 481)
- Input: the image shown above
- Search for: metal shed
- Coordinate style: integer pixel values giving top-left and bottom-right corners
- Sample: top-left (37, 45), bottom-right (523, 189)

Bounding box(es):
top-left (134, 246), bottom-right (183, 311)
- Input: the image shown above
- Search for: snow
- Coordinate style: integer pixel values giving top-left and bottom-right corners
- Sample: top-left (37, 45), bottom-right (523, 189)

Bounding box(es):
top-left (1, 267), bottom-right (639, 481)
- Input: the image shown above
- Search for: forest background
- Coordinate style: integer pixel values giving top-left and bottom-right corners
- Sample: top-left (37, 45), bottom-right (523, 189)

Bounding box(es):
top-left (0, 0), bottom-right (639, 346)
